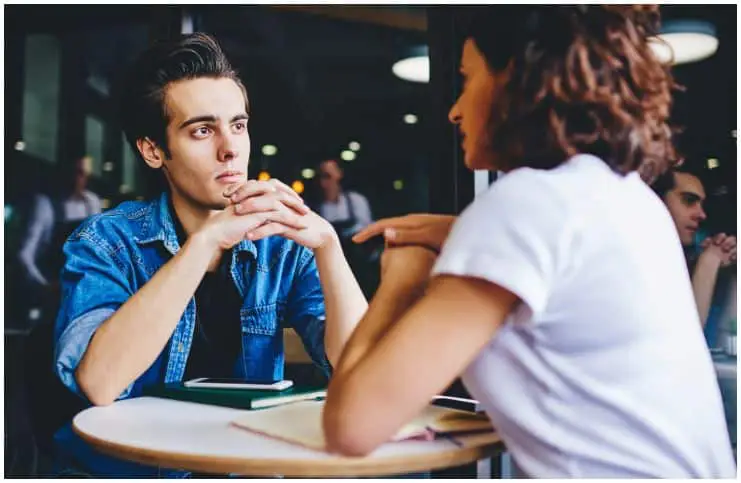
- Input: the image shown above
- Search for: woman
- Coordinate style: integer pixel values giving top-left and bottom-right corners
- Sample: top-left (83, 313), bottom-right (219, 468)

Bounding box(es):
top-left (323, 6), bottom-right (735, 478)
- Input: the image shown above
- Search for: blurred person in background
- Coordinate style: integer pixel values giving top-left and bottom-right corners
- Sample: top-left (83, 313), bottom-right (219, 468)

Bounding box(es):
top-left (316, 158), bottom-right (379, 296)
top-left (317, 158), bottom-right (373, 240)
top-left (17, 154), bottom-right (102, 323)
top-left (324, 5), bottom-right (735, 477)
top-left (652, 165), bottom-right (736, 347)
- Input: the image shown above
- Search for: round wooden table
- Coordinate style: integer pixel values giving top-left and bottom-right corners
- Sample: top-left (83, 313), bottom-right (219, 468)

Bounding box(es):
top-left (73, 397), bottom-right (503, 477)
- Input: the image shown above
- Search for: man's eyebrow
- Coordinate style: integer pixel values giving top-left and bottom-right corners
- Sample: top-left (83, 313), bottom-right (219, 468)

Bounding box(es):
top-left (178, 115), bottom-right (218, 130)
top-left (230, 113), bottom-right (249, 123)
top-left (679, 190), bottom-right (704, 202)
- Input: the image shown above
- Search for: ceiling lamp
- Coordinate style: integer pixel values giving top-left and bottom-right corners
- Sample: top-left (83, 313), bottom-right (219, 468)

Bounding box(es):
top-left (649, 20), bottom-right (718, 65)
top-left (392, 46), bottom-right (429, 83)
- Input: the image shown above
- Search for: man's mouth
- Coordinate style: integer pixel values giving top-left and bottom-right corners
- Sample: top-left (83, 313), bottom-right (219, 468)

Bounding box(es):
top-left (216, 170), bottom-right (246, 184)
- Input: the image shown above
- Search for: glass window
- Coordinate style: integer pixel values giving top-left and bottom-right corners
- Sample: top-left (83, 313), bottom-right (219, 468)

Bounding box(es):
top-left (22, 34), bottom-right (60, 164)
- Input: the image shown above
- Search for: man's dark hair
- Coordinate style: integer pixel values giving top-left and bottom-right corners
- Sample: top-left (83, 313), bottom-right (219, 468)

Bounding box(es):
top-left (651, 163), bottom-right (704, 200)
top-left (460, 5), bottom-right (680, 181)
top-left (119, 32), bottom-right (249, 163)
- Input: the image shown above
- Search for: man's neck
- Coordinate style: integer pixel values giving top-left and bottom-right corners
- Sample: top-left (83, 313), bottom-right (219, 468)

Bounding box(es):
top-left (170, 192), bottom-right (223, 272)
top-left (325, 189), bottom-right (342, 203)
top-left (171, 193), bottom-right (220, 238)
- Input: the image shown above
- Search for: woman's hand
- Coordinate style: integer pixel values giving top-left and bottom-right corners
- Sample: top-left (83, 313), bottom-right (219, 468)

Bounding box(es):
top-left (352, 214), bottom-right (457, 253)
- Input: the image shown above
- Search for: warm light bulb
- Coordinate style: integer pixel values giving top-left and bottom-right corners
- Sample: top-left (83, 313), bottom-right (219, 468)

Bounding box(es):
top-left (292, 180), bottom-right (305, 194)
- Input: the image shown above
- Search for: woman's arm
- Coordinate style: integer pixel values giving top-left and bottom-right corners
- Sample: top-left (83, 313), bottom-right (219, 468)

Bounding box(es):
top-left (323, 266), bottom-right (517, 456)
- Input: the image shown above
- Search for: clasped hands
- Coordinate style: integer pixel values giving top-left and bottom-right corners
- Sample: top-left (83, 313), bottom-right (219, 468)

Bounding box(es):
top-left (197, 179), bottom-right (336, 251)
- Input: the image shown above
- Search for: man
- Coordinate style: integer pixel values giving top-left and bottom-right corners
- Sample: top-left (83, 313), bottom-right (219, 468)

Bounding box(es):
top-left (51, 33), bottom-right (367, 476)
top-left (315, 158), bottom-right (379, 296)
top-left (17, 155), bottom-right (102, 323)
top-left (317, 158), bottom-right (373, 238)
top-left (653, 165), bottom-right (736, 346)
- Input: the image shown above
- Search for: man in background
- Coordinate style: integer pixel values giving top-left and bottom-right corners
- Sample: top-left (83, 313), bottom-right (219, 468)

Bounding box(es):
top-left (316, 158), bottom-right (378, 296)
top-left (17, 154), bottom-right (102, 322)
top-left (653, 165), bottom-right (736, 347)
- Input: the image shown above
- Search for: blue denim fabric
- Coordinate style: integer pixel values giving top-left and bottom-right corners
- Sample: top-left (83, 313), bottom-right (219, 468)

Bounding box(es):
top-left (52, 192), bottom-right (329, 477)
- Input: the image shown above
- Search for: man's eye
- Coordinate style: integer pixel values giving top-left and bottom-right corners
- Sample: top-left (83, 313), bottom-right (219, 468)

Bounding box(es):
top-left (233, 121), bottom-right (247, 133)
top-left (193, 126), bottom-right (211, 138)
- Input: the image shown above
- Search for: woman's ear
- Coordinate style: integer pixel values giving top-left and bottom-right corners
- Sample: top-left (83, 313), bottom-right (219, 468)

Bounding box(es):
top-left (137, 137), bottom-right (165, 169)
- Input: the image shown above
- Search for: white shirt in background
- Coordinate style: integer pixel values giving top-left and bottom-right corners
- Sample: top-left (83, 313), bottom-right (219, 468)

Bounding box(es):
top-left (18, 192), bottom-right (102, 286)
top-left (433, 154), bottom-right (736, 478)
top-left (319, 191), bottom-right (372, 235)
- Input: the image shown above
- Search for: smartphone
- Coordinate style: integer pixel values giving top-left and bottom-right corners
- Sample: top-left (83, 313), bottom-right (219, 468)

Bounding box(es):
top-left (183, 378), bottom-right (294, 391)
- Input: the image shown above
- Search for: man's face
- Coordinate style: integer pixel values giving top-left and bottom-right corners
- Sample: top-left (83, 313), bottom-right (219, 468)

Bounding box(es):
top-left (73, 156), bottom-right (93, 193)
top-left (319, 160), bottom-right (342, 193)
top-left (664, 172), bottom-right (707, 246)
top-left (160, 77), bottom-right (250, 210)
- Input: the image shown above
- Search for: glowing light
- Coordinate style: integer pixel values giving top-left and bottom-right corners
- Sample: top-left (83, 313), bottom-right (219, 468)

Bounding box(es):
top-left (393, 180), bottom-right (404, 191)
top-left (291, 180), bottom-right (305, 194)
top-left (258, 171), bottom-right (271, 181)
top-left (341, 150), bottom-right (356, 162)
top-left (301, 168), bottom-right (315, 179)
top-left (262, 144), bottom-right (278, 156)
top-left (392, 56), bottom-right (429, 83)
top-left (349, 141), bottom-right (361, 151)
top-left (403, 114), bottom-right (418, 125)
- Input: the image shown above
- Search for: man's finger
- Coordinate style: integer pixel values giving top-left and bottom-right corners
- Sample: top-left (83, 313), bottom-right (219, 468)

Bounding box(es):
top-left (721, 237), bottom-right (736, 252)
top-left (226, 180), bottom-right (304, 204)
top-left (262, 210), bottom-right (308, 231)
top-left (713, 233), bottom-right (728, 245)
top-left (246, 222), bottom-right (291, 242)
top-left (269, 178), bottom-right (304, 199)
top-left (235, 192), bottom-right (308, 215)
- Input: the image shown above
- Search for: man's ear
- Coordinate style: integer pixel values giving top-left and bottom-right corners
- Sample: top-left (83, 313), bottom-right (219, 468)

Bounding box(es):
top-left (137, 137), bottom-right (165, 169)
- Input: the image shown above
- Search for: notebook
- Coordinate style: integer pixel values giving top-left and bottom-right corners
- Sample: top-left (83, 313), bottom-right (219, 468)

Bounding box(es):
top-left (230, 399), bottom-right (493, 450)
top-left (143, 383), bottom-right (326, 410)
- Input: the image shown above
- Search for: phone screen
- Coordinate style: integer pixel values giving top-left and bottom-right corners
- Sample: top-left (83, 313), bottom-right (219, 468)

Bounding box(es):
top-left (196, 378), bottom-right (275, 385)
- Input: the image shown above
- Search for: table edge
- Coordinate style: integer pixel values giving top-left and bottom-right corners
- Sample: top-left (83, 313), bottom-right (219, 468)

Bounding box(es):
top-left (72, 420), bottom-right (503, 476)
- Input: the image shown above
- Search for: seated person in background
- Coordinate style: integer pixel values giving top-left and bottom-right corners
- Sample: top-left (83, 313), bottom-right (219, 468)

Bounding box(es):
top-left (52, 33), bottom-right (366, 477)
top-left (652, 165), bottom-right (736, 346)
top-left (17, 155), bottom-right (102, 321)
top-left (324, 5), bottom-right (735, 478)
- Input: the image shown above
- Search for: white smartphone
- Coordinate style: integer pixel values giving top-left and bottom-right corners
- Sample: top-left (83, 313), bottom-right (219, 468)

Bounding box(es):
top-left (183, 378), bottom-right (294, 391)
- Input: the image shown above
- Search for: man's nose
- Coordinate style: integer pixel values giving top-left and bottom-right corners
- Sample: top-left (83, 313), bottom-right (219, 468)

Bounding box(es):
top-left (218, 134), bottom-right (239, 163)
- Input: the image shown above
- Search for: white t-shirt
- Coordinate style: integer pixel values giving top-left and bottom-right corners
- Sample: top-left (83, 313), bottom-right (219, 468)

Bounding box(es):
top-left (433, 154), bottom-right (735, 478)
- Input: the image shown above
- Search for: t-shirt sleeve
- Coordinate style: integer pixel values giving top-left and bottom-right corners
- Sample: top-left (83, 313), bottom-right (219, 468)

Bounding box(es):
top-left (432, 171), bottom-right (570, 320)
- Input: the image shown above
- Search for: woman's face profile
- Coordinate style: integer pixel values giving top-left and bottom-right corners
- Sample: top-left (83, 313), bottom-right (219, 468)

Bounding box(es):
top-left (448, 38), bottom-right (510, 171)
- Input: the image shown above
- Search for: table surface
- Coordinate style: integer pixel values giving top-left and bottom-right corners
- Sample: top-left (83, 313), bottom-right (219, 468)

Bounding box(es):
top-left (73, 397), bottom-right (503, 477)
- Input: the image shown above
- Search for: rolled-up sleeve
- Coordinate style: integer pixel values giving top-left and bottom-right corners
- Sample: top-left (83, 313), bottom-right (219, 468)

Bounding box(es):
top-left (285, 248), bottom-right (331, 376)
top-left (53, 230), bottom-right (134, 400)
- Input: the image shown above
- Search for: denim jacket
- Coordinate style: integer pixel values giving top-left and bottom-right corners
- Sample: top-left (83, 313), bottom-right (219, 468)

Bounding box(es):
top-left (52, 192), bottom-right (329, 476)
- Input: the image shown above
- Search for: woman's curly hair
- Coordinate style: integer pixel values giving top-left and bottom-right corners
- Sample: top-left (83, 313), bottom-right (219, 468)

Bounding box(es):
top-left (462, 5), bottom-right (680, 181)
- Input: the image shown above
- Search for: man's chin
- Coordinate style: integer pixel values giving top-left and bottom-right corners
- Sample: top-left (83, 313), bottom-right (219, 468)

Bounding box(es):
top-left (203, 198), bottom-right (230, 211)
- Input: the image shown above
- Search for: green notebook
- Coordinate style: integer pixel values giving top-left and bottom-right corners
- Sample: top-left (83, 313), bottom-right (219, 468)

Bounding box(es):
top-left (143, 383), bottom-right (326, 410)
